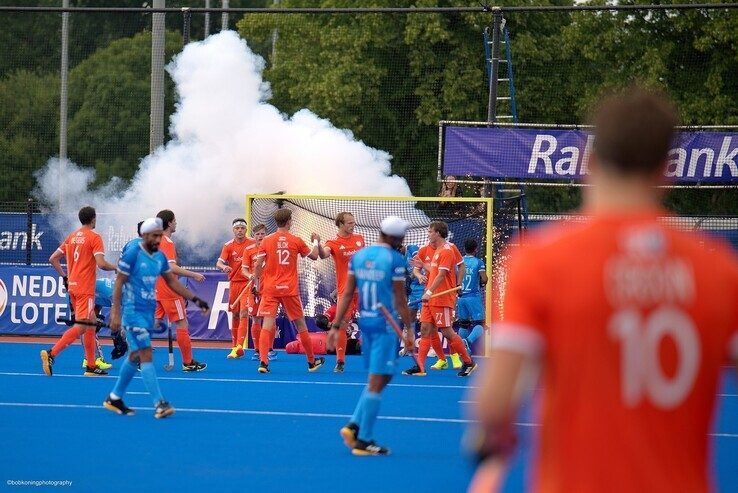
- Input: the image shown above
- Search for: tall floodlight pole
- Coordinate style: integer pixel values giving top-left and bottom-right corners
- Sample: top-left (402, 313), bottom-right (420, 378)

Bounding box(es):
top-left (59, 0), bottom-right (70, 207)
top-left (150, 0), bottom-right (166, 152)
top-left (204, 0), bottom-right (210, 37)
top-left (221, 0), bottom-right (229, 31)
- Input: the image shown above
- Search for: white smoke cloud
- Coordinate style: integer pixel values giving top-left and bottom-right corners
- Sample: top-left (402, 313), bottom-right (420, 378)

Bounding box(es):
top-left (34, 31), bottom-right (411, 262)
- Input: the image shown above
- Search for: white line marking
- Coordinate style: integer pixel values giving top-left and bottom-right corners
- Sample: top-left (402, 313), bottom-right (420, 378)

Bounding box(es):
top-left (0, 372), bottom-right (472, 390)
top-left (126, 392), bottom-right (148, 395)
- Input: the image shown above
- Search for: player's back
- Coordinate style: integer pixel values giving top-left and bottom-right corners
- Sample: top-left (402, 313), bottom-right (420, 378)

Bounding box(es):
top-left (258, 231), bottom-right (309, 297)
top-left (352, 244), bottom-right (405, 332)
top-left (504, 211), bottom-right (738, 492)
top-left (461, 255), bottom-right (483, 297)
top-left (64, 227), bottom-right (104, 295)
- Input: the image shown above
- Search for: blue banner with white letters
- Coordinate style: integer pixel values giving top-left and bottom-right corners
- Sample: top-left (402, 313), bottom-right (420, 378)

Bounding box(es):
top-left (442, 126), bottom-right (738, 183)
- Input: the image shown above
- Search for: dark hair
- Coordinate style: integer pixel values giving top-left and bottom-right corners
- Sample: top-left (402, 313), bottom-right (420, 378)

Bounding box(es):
top-left (156, 209), bottom-right (175, 230)
top-left (136, 221), bottom-right (144, 237)
top-left (252, 223), bottom-right (267, 233)
top-left (274, 208), bottom-right (292, 227)
top-left (335, 212), bottom-right (354, 227)
top-left (78, 206), bottom-right (96, 225)
top-left (232, 218), bottom-right (246, 226)
top-left (464, 238), bottom-right (478, 254)
top-left (590, 85), bottom-right (679, 176)
top-left (429, 220), bottom-right (448, 239)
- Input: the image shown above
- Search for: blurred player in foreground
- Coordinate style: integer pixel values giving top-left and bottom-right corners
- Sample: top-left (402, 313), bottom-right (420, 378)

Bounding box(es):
top-left (469, 86), bottom-right (738, 492)
top-left (329, 216), bottom-right (415, 455)
top-left (103, 218), bottom-right (210, 418)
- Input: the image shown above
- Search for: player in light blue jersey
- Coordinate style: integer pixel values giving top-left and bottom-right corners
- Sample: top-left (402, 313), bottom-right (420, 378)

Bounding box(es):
top-left (329, 216), bottom-right (415, 456)
top-left (456, 239), bottom-right (488, 355)
top-left (103, 218), bottom-right (210, 418)
top-left (400, 244), bottom-right (424, 356)
top-left (76, 277), bottom-right (116, 370)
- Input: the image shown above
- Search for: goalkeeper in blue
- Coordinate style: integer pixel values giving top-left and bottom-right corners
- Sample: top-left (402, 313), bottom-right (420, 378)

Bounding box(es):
top-left (328, 216), bottom-right (415, 456)
top-left (103, 218), bottom-right (210, 419)
top-left (455, 239), bottom-right (488, 355)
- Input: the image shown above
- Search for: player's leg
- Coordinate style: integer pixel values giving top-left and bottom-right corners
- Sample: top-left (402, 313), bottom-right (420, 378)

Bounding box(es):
top-left (227, 311), bottom-right (243, 359)
top-left (235, 306), bottom-right (250, 357)
top-left (75, 296), bottom-right (106, 376)
top-left (440, 323), bottom-right (477, 377)
top-left (104, 328), bottom-right (144, 416)
top-left (256, 295), bottom-right (278, 371)
top-left (138, 341), bottom-right (175, 418)
top-left (334, 292), bottom-right (357, 372)
top-left (404, 306), bottom-right (432, 375)
top-left (162, 298), bottom-right (206, 371)
top-left (283, 295), bottom-right (324, 371)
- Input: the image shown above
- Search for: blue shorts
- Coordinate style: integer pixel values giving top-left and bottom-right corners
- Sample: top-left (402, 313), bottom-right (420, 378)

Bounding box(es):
top-left (456, 296), bottom-right (484, 321)
top-left (125, 327), bottom-right (152, 353)
top-left (361, 330), bottom-right (400, 376)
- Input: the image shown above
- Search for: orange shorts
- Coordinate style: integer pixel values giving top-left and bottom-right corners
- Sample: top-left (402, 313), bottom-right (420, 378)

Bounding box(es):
top-left (247, 291), bottom-right (261, 318)
top-left (336, 292), bottom-right (358, 322)
top-left (70, 292), bottom-right (95, 320)
top-left (229, 280), bottom-right (249, 313)
top-left (155, 297), bottom-right (187, 323)
top-left (420, 304), bottom-right (454, 328)
top-left (257, 294), bottom-right (304, 321)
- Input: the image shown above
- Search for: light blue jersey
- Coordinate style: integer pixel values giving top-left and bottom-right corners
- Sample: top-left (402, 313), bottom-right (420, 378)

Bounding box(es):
top-left (121, 237), bottom-right (142, 256)
top-left (461, 255), bottom-right (485, 297)
top-left (118, 242), bottom-right (170, 330)
top-left (95, 278), bottom-right (114, 308)
top-left (350, 244), bottom-right (407, 334)
top-left (404, 244), bottom-right (424, 302)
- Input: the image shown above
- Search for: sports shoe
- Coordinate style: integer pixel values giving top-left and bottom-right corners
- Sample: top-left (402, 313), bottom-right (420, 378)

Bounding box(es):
top-left (334, 361), bottom-right (345, 373)
top-left (40, 349), bottom-right (54, 376)
top-left (257, 362), bottom-right (269, 373)
top-left (182, 360), bottom-right (207, 372)
top-left (154, 400), bottom-right (175, 419)
top-left (398, 347), bottom-right (411, 357)
top-left (103, 396), bottom-right (135, 416)
top-left (340, 423), bottom-right (359, 449)
top-left (251, 350), bottom-right (260, 361)
top-left (450, 353), bottom-right (462, 370)
top-left (431, 359), bottom-right (448, 370)
top-left (268, 349), bottom-right (278, 361)
top-left (308, 356), bottom-right (325, 372)
top-left (84, 366), bottom-right (108, 376)
top-left (352, 439), bottom-right (390, 456)
top-left (402, 365), bottom-right (427, 376)
top-left (83, 358), bottom-right (113, 370)
top-left (457, 361), bottom-right (478, 377)
top-left (226, 347), bottom-right (242, 359)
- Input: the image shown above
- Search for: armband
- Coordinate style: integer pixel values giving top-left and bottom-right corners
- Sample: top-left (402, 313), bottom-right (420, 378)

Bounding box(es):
top-left (425, 289), bottom-right (433, 297)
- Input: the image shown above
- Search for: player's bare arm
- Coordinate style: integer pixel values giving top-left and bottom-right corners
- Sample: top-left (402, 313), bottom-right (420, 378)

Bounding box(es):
top-left (307, 233), bottom-right (321, 260)
top-left (393, 280), bottom-right (415, 350)
top-left (216, 258), bottom-right (232, 274)
top-left (413, 266), bottom-right (428, 285)
top-left (318, 242), bottom-right (332, 259)
top-left (168, 262), bottom-right (206, 282)
top-left (422, 267), bottom-right (449, 302)
top-left (49, 249), bottom-right (66, 278)
top-left (109, 272), bottom-right (129, 333)
top-left (162, 271), bottom-right (210, 314)
top-left (94, 253), bottom-right (117, 271)
top-left (456, 262), bottom-right (466, 288)
top-left (480, 270), bottom-right (489, 286)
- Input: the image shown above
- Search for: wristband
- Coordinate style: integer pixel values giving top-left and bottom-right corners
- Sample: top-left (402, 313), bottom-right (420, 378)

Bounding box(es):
top-left (312, 239), bottom-right (319, 247)
top-left (330, 323), bottom-right (342, 330)
top-left (425, 289), bottom-right (433, 296)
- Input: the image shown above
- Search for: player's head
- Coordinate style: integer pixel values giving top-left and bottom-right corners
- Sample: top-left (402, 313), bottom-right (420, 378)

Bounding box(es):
top-left (335, 212), bottom-right (356, 234)
top-left (136, 221), bottom-right (144, 237)
top-left (140, 217), bottom-right (164, 252)
top-left (274, 208), bottom-right (292, 229)
top-left (252, 223), bottom-right (267, 242)
top-left (232, 218), bottom-right (247, 239)
top-left (428, 221), bottom-right (448, 245)
top-left (464, 238), bottom-right (478, 255)
top-left (78, 206), bottom-right (96, 227)
top-left (379, 216), bottom-right (409, 250)
top-left (156, 209), bottom-right (176, 233)
top-left (589, 85), bottom-right (679, 184)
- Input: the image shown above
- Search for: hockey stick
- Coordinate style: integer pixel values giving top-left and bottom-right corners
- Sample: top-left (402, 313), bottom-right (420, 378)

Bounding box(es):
top-left (376, 303), bottom-right (420, 368)
top-left (163, 322), bottom-right (175, 371)
top-left (56, 317), bottom-right (108, 329)
top-left (229, 279), bottom-right (253, 311)
top-left (408, 285), bottom-right (462, 307)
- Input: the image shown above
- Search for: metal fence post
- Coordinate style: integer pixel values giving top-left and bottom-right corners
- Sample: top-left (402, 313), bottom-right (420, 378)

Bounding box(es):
top-left (150, 0), bottom-right (166, 153)
top-left (26, 198), bottom-right (33, 265)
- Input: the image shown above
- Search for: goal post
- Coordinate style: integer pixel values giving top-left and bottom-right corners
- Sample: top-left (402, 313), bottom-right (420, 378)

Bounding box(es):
top-left (245, 194), bottom-right (495, 354)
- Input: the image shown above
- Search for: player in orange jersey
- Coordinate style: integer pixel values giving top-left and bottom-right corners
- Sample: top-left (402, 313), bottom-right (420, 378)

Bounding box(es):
top-left (469, 86), bottom-right (738, 493)
top-left (403, 221), bottom-right (475, 377)
top-left (42, 206), bottom-right (117, 376)
top-left (318, 211), bottom-right (365, 372)
top-left (154, 209), bottom-right (207, 372)
top-left (216, 218), bottom-right (256, 359)
top-left (253, 208), bottom-right (323, 373)
top-left (241, 223), bottom-right (276, 361)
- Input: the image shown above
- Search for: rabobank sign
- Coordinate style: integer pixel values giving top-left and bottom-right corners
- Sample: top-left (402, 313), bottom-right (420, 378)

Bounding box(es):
top-left (442, 126), bottom-right (738, 184)
top-left (0, 265), bottom-right (71, 335)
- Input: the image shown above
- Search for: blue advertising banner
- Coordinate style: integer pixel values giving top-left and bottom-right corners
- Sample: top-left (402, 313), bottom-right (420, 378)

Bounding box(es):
top-left (443, 126), bottom-right (738, 183)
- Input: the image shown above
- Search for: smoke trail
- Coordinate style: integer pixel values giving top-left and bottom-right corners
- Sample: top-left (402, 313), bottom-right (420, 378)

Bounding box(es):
top-left (34, 31), bottom-right (411, 261)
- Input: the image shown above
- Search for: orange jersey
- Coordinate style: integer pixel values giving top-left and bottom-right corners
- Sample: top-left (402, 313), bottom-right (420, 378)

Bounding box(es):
top-left (58, 226), bottom-right (105, 295)
top-left (242, 242), bottom-right (264, 288)
top-left (155, 235), bottom-right (179, 301)
top-left (325, 233), bottom-right (365, 296)
top-left (417, 242), bottom-right (463, 307)
top-left (256, 231), bottom-right (311, 297)
top-left (495, 210), bottom-right (738, 493)
top-left (218, 238), bottom-right (255, 282)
